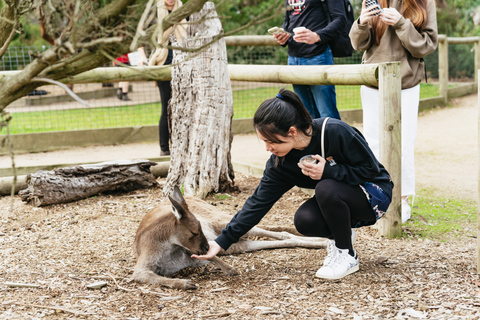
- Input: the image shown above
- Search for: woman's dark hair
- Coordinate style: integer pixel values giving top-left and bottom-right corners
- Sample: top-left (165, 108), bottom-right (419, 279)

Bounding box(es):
top-left (254, 88), bottom-right (313, 144)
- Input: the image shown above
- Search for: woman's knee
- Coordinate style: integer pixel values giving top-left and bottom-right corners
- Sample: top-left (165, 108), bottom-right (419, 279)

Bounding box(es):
top-left (294, 206), bottom-right (331, 238)
top-left (315, 180), bottom-right (342, 206)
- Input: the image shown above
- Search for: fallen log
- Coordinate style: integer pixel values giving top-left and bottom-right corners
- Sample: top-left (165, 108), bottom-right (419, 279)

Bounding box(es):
top-left (19, 159), bottom-right (158, 206)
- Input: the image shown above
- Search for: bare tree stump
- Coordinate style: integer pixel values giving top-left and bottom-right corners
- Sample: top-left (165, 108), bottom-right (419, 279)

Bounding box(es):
top-left (19, 160), bottom-right (158, 206)
top-left (165, 1), bottom-right (236, 198)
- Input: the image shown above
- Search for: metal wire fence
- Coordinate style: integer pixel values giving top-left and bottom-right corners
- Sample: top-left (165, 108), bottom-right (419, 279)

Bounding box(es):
top-left (0, 42), bottom-right (457, 135)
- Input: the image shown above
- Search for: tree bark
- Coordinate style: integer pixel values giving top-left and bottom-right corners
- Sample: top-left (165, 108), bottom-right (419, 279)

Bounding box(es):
top-left (19, 160), bottom-right (158, 207)
top-left (164, 2), bottom-right (236, 198)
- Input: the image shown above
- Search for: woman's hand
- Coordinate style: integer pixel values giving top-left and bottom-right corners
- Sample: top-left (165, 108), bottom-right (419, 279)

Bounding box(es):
top-left (191, 241), bottom-right (222, 260)
top-left (293, 28), bottom-right (320, 44)
top-left (359, 0), bottom-right (381, 25)
top-left (381, 8), bottom-right (402, 26)
top-left (273, 32), bottom-right (290, 45)
top-left (298, 155), bottom-right (326, 180)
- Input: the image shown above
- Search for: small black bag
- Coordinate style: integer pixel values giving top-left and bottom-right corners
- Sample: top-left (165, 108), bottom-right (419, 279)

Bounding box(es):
top-left (320, 0), bottom-right (355, 58)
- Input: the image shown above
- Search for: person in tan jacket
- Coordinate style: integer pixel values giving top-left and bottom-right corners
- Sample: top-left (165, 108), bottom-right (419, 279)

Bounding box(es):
top-left (349, 0), bottom-right (438, 223)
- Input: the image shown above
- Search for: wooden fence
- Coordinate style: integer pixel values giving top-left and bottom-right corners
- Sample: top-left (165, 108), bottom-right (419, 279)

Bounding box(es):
top-left (2, 34), bottom-right (480, 240)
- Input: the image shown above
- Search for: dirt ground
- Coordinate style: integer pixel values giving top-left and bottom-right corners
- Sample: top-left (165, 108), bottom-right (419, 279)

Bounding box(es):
top-left (1, 94), bottom-right (480, 319)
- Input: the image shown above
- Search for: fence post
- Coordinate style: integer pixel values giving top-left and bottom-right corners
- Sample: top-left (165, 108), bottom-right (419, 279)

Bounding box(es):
top-left (438, 35), bottom-right (448, 105)
top-left (475, 37), bottom-right (480, 85)
top-left (477, 70), bottom-right (480, 273)
top-left (376, 62), bottom-right (402, 238)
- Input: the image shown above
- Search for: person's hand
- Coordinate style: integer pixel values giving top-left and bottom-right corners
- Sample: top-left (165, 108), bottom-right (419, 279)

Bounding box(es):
top-left (293, 28), bottom-right (320, 44)
top-left (359, 0), bottom-right (381, 25)
top-left (298, 155), bottom-right (326, 180)
top-left (381, 8), bottom-right (402, 25)
top-left (191, 241), bottom-right (222, 260)
top-left (273, 32), bottom-right (290, 45)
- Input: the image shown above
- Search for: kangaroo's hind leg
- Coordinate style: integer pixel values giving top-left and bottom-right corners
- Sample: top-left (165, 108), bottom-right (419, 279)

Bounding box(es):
top-left (224, 237), bottom-right (327, 255)
top-left (246, 226), bottom-right (327, 242)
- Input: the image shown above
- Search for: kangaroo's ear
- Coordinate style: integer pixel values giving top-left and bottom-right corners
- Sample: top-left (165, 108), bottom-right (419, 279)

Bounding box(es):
top-left (171, 186), bottom-right (186, 206)
top-left (168, 186), bottom-right (188, 221)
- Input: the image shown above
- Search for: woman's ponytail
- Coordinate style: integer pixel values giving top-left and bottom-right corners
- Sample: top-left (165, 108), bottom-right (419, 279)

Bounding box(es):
top-left (253, 88), bottom-right (313, 143)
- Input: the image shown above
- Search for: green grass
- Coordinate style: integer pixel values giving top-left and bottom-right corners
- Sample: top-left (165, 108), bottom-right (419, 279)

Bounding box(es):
top-left (8, 103), bottom-right (161, 134)
top-left (215, 194), bottom-right (231, 201)
top-left (402, 187), bottom-right (477, 241)
top-left (7, 83), bottom-right (440, 134)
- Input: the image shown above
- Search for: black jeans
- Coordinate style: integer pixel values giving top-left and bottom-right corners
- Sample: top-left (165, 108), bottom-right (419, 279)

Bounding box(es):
top-left (156, 80), bottom-right (171, 152)
top-left (294, 179), bottom-right (376, 251)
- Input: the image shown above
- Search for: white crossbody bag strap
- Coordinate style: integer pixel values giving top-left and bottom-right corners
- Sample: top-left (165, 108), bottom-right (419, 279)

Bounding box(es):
top-left (321, 117), bottom-right (330, 159)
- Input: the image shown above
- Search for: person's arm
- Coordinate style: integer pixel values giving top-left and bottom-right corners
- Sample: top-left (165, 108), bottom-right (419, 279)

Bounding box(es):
top-left (349, 0), bottom-right (376, 51)
top-left (315, 0), bottom-right (346, 44)
top-left (137, 47), bottom-right (148, 67)
top-left (386, 0), bottom-right (438, 58)
top-left (215, 170), bottom-right (294, 251)
top-left (278, 0), bottom-right (292, 47)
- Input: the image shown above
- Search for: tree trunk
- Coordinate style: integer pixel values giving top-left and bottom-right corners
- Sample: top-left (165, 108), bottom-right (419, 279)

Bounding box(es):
top-left (19, 160), bottom-right (158, 206)
top-left (164, 2), bottom-right (236, 198)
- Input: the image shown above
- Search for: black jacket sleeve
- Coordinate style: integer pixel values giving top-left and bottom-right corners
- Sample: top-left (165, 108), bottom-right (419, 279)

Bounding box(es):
top-left (215, 161), bottom-right (294, 251)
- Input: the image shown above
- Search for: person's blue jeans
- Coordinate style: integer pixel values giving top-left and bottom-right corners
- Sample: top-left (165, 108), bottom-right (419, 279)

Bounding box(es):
top-left (288, 48), bottom-right (340, 119)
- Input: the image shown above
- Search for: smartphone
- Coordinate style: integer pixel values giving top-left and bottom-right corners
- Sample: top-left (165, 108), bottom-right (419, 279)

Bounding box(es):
top-left (268, 27), bottom-right (291, 36)
top-left (366, 0), bottom-right (383, 16)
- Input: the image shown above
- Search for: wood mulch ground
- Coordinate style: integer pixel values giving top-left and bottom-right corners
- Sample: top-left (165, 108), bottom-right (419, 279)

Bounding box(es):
top-left (1, 172), bottom-right (479, 320)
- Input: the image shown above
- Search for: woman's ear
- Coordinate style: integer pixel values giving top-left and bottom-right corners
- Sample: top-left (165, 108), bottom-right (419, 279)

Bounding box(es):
top-left (288, 127), bottom-right (297, 137)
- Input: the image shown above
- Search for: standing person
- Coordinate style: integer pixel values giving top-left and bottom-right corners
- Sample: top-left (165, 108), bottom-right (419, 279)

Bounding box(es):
top-left (114, 54), bottom-right (131, 101)
top-left (192, 89), bottom-right (393, 280)
top-left (349, 0), bottom-right (438, 222)
top-left (272, 0), bottom-right (345, 120)
top-left (138, 0), bottom-right (187, 156)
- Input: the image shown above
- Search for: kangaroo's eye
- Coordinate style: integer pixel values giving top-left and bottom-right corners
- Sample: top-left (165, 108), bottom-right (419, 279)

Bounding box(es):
top-left (191, 232), bottom-right (198, 237)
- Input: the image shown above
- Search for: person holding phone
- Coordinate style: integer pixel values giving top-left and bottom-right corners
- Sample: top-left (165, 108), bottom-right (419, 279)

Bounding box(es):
top-left (193, 88), bottom-right (393, 280)
top-left (272, 0), bottom-right (345, 120)
top-left (349, 0), bottom-right (438, 222)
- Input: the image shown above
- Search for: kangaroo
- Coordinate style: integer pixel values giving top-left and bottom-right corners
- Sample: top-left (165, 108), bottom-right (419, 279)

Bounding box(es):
top-left (133, 186), bottom-right (327, 290)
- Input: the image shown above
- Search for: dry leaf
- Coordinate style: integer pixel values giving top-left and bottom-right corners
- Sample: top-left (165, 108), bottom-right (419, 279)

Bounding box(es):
top-left (374, 256), bottom-right (389, 264)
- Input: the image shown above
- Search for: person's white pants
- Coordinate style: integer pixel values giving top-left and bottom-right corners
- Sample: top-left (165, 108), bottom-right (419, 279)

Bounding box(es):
top-left (360, 84), bottom-right (420, 197)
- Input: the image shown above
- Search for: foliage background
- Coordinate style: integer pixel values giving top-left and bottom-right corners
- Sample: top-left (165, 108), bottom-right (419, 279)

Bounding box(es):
top-left (4, 0), bottom-right (480, 77)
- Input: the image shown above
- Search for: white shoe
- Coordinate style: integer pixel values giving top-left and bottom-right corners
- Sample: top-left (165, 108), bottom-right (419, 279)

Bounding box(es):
top-left (316, 245), bottom-right (359, 280)
top-left (324, 229), bottom-right (357, 266)
top-left (323, 240), bottom-right (338, 266)
top-left (351, 229), bottom-right (357, 245)
top-left (402, 198), bottom-right (411, 223)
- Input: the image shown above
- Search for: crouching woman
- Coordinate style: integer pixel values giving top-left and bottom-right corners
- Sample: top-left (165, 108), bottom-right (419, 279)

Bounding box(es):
top-left (193, 88), bottom-right (393, 280)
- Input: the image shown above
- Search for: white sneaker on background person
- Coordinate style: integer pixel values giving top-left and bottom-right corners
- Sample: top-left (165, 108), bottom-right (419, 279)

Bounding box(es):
top-left (315, 244), bottom-right (359, 280)
top-left (402, 198), bottom-right (411, 223)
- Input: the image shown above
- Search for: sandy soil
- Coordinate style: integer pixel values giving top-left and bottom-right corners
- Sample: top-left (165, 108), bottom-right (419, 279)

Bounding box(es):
top-left (0, 94), bottom-right (479, 319)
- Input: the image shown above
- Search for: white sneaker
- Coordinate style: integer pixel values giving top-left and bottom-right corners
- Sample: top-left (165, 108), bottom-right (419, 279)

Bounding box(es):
top-left (402, 198), bottom-right (411, 223)
top-left (323, 240), bottom-right (338, 266)
top-left (351, 229), bottom-right (357, 245)
top-left (324, 230), bottom-right (357, 266)
top-left (315, 245), bottom-right (359, 280)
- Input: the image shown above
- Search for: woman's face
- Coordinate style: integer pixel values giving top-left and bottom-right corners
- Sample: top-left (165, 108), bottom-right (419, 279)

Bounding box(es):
top-left (164, 0), bottom-right (175, 9)
top-left (256, 130), bottom-right (295, 157)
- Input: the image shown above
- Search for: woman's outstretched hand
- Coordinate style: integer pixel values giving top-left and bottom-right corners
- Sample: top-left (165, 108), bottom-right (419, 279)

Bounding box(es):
top-left (298, 154), bottom-right (326, 180)
top-left (191, 241), bottom-right (222, 260)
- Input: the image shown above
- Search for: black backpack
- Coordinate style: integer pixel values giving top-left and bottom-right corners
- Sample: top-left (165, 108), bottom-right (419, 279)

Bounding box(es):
top-left (320, 0), bottom-right (355, 58)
